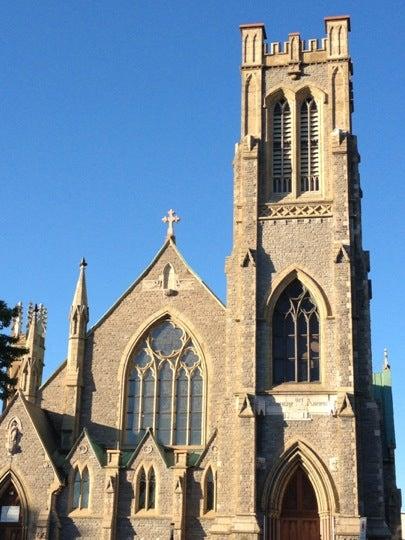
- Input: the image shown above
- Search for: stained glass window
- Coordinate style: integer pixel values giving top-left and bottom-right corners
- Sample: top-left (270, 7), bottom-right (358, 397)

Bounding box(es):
top-left (125, 318), bottom-right (205, 446)
top-left (273, 280), bottom-right (320, 384)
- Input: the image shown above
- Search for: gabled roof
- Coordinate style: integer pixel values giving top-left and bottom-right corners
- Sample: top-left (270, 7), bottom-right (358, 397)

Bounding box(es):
top-left (123, 428), bottom-right (173, 469)
top-left (0, 391), bottom-right (64, 483)
top-left (66, 428), bottom-right (107, 467)
top-left (90, 238), bottom-right (225, 334)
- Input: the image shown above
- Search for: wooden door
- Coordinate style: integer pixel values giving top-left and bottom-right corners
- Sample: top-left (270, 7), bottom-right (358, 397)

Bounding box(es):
top-left (279, 467), bottom-right (320, 540)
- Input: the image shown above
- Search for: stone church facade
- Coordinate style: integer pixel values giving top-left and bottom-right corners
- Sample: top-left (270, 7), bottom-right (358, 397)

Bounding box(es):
top-left (0, 15), bottom-right (402, 540)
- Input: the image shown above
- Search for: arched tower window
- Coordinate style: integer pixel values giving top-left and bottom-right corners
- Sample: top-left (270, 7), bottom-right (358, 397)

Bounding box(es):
top-left (273, 279), bottom-right (320, 384)
top-left (124, 318), bottom-right (205, 447)
top-left (300, 97), bottom-right (319, 192)
top-left (272, 99), bottom-right (292, 194)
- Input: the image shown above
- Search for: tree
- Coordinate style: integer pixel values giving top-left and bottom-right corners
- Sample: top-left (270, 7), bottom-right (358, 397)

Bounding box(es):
top-left (0, 300), bottom-right (27, 400)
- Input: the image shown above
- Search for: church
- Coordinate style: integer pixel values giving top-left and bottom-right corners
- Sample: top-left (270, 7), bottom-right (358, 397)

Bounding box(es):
top-left (0, 15), bottom-right (402, 540)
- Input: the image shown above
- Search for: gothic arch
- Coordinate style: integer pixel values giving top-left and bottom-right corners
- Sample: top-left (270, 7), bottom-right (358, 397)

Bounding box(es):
top-left (118, 309), bottom-right (209, 446)
top-left (265, 266), bottom-right (332, 320)
top-left (0, 469), bottom-right (29, 538)
top-left (265, 267), bottom-right (331, 386)
top-left (262, 439), bottom-right (338, 539)
top-left (201, 464), bottom-right (217, 514)
top-left (133, 462), bottom-right (158, 513)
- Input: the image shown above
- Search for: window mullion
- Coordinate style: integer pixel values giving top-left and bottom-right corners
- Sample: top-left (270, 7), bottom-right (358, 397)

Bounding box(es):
top-left (294, 314), bottom-right (298, 382)
top-left (292, 101), bottom-right (298, 198)
top-left (186, 374), bottom-right (191, 445)
top-left (170, 366), bottom-right (176, 446)
top-left (152, 367), bottom-right (158, 435)
top-left (306, 315), bottom-right (311, 382)
top-left (145, 471), bottom-right (150, 511)
top-left (138, 375), bottom-right (144, 433)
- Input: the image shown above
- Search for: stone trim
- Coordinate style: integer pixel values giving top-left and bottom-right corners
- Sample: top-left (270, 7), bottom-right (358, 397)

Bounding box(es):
top-left (259, 202), bottom-right (332, 219)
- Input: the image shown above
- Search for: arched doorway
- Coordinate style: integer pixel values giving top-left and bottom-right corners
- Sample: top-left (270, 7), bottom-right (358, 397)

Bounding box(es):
top-left (0, 478), bottom-right (24, 540)
top-left (279, 467), bottom-right (320, 540)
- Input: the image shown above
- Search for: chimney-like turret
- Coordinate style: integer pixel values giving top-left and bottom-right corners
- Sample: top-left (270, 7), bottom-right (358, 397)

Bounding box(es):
top-left (62, 259), bottom-right (89, 448)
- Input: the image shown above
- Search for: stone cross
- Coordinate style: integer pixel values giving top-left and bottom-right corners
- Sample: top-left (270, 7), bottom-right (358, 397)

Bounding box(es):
top-left (162, 209), bottom-right (180, 241)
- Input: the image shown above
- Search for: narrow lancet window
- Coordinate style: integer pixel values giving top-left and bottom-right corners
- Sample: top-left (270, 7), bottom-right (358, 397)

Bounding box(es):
top-left (148, 469), bottom-right (156, 510)
top-left (300, 97), bottom-right (319, 192)
top-left (138, 468), bottom-right (146, 510)
top-left (273, 279), bottom-right (320, 384)
top-left (72, 469), bottom-right (81, 510)
top-left (205, 467), bottom-right (215, 513)
top-left (125, 318), bottom-right (205, 447)
top-left (272, 99), bottom-right (292, 194)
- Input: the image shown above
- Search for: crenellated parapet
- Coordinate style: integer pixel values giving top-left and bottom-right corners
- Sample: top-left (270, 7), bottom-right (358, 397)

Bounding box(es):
top-left (241, 16), bottom-right (350, 69)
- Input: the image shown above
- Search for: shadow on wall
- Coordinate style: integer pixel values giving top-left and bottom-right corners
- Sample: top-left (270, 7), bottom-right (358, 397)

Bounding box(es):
top-left (256, 398), bottom-right (286, 525)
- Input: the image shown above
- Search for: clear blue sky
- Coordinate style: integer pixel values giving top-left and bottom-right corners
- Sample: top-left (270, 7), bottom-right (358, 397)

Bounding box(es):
top-left (1, 1), bottom-right (404, 506)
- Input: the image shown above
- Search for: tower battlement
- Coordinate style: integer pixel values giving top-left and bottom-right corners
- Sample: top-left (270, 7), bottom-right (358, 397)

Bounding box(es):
top-left (240, 16), bottom-right (351, 69)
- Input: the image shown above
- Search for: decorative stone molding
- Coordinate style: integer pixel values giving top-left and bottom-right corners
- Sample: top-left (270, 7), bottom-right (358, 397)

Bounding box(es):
top-left (259, 202), bottom-right (332, 219)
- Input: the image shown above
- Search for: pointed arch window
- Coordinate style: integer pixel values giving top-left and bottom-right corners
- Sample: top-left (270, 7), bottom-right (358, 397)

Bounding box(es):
top-left (138, 468), bottom-right (147, 510)
top-left (272, 99), bottom-right (292, 194)
top-left (300, 97), bottom-right (319, 192)
top-left (273, 279), bottom-right (320, 384)
top-left (0, 478), bottom-right (23, 528)
top-left (125, 318), bottom-right (205, 447)
top-left (136, 466), bottom-right (157, 512)
top-left (204, 466), bottom-right (216, 513)
top-left (72, 467), bottom-right (90, 511)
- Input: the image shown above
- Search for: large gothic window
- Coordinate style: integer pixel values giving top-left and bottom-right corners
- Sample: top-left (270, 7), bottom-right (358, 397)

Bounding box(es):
top-left (125, 318), bottom-right (204, 446)
top-left (273, 280), bottom-right (320, 384)
top-left (300, 97), bottom-right (320, 192)
top-left (272, 99), bottom-right (292, 194)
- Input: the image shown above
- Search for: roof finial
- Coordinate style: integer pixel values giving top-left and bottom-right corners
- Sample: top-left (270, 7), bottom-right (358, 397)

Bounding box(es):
top-left (383, 348), bottom-right (390, 370)
top-left (162, 209), bottom-right (180, 242)
top-left (72, 257), bottom-right (88, 307)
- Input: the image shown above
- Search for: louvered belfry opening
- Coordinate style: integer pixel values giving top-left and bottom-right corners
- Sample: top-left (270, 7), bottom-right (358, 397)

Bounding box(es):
top-left (300, 97), bottom-right (319, 192)
top-left (272, 99), bottom-right (292, 194)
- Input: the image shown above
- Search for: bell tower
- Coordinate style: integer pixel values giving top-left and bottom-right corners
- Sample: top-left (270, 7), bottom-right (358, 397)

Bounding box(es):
top-left (225, 16), bottom-right (398, 540)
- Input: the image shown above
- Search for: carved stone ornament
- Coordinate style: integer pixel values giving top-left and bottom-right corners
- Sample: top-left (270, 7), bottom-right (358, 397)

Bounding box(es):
top-left (6, 417), bottom-right (22, 456)
top-left (143, 445), bottom-right (153, 455)
top-left (78, 443), bottom-right (88, 455)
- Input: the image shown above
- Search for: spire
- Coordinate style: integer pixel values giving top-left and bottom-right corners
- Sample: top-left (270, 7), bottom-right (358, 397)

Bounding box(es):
top-left (383, 348), bottom-right (390, 370)
top-left (72, 258), bottom-right (88, 308)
